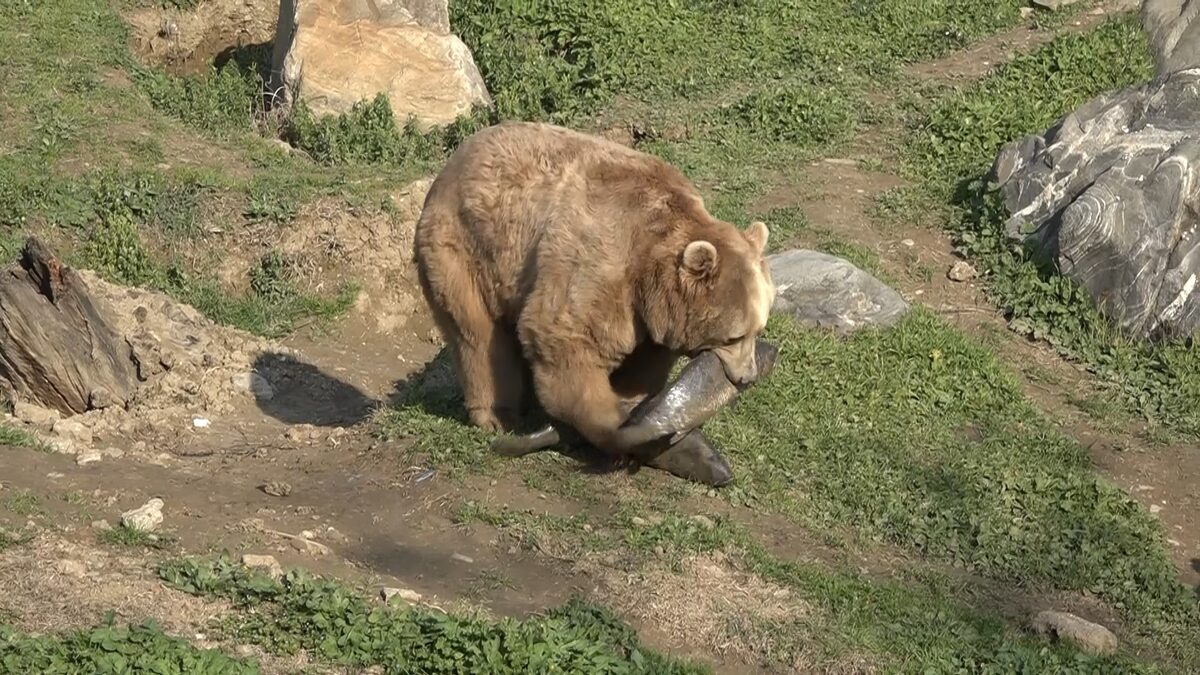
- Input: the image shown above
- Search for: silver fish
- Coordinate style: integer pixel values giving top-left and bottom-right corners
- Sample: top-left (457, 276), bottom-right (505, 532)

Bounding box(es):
top-left (491, 339), bottom-right (779, 459)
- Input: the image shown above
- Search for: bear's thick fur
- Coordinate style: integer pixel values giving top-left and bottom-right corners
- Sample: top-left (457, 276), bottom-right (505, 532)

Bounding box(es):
top-left (413, 121), bottom-right (774, 458)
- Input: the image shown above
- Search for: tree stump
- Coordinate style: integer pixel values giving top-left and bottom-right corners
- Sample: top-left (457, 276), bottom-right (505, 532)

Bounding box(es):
top-left (0, 237), bottom-right (137, 415)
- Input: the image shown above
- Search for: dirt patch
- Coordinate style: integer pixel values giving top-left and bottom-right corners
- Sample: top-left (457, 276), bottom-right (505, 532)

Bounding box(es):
top-left (594, 552), bottom-right (848, 674)
top-left (906, 0), bottom-right (1140, 83)
top-left (124, 0), bottom-right (279, 76)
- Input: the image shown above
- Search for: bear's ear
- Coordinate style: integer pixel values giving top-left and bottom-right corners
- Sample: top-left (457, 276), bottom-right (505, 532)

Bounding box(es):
top-left (682, 240), bottom-right (719, 279)
top-left (744, 221), bottom-right (769, 255)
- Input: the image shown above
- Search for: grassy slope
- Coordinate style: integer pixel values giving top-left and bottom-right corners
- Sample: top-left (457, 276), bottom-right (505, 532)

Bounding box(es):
top-left (897, 16), bottom-right (1200, 440)
top-left (399, 1), bottom-right (1197, 670)
top-left (1, 0), bottom-right (1197, 671)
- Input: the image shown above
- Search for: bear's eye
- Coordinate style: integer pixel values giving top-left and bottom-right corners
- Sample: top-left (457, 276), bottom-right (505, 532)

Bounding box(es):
top-left (723, 334), bottom-right (745, 346)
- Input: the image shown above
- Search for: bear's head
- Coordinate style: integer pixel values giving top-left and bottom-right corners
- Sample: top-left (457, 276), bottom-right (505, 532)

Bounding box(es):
top-left (647, 220), bottom-right (775, 386)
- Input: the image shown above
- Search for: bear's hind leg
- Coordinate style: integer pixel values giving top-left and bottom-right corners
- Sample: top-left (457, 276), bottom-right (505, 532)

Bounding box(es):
top-left (416, 252), bottom-right (523, 432)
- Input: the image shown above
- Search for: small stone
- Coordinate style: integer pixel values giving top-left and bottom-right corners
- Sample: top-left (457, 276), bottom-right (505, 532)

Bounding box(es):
top-left (231, 372), bottom-right (275, 400)
top-left (1032, 610), bottom-right (1118, 656)
top-left (91, 520), bottom-right (113, 531)
top-left (1150, 504), bottom-right (1163, 514)
top-left (900, 239), bottom-right (915, 247)
top-left (45, 438), bottom-right (78, 455)
top-left (630, 516), bottom-right (649, 528)
top-left (101, 447), bottom-right (125, 459)
top-left (234, 645), bottom-right (256, 659)
top-left (54, 560), bottom-right (87, 577)
top-left (947, 260), bottom-right (978, 282)
top-left (381, 587), bottom-right (422, 604)
top-left (451, 553), bottom-right (474, 564)
top-left (241, 554), bottom-right (284, 580)
top-left (192, 417), bottom-right (210, 429)
top-left (290, 536), bottom-right (331, 556)
top-left (52, 418), bottom-right (93, 446)
top-left (14, 400), bottom-right (59, 426)
top-left (582, 523), bottom-right (593, 533)
top-left (690, 515), bottom-right (716, 530)
top-left (1020, 6), bottom-right (1035, 18)
top-left (653, 545), bottom-right (665, 556)
top-left (76, 450), bottom-right (103, 466)
top-left (120, 498), bottom-right (164, 532)
top-left (261, 481), bottom-right (292, 497)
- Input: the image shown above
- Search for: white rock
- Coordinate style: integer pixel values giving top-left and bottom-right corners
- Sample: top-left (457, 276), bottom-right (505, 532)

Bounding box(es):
top-left (52, 418), bottom-right (93, 446)
top-left (381, 587), bottom-right (423, 604)
top-left (120, 498), bottom-right (164, 532)
top-left (230, 372), bottom-right (275, 400)
top-left (241, 554), bottom-right (284, 580)
top-left (1032, 610), bottom-right (1118, 656)
top-left (947, 260), bottom-right (978, 282)
top-left (76, 450), bottom-right (103, 466)
top-left (270, 0), bottom-right (491, 130)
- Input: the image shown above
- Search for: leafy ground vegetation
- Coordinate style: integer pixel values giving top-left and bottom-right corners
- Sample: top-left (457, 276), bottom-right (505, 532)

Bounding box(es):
top-left (896, 16), bottom-right (1200, 440)
top-left (1, 0), bottom-right (1198, 672)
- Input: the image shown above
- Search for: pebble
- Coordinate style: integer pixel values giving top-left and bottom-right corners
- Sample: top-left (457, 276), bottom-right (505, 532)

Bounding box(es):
top-left (1032, 610), bottom-right (1118, 656)
top-left (91, 520), bottom-right (113, 531)
top-left (230, 372), bottom-right (275, 401)
top-left (192, 417), bottom-right (210, 429)
top-left (381, 587), bottom-right (423, 604)
top-left (451, 553), bottom-right (474, 564)
top-left (900, 239), bottom-right (915, 247)
top-left (54, 559), bottom-right (88, 577)
top-left (76, 450), bottom-right (103, 466)
top-left (120, 498), bottom-right (164, 532)
top-left (947, 260), bottom-right (977, 282)
top-left (690, 515), bottom-right (716, 530)
top-left (291, 537), bottom-right (331, 556)
top-left (630, 516), bottom-right (649, 528)
top-left (261, 481), bottom-right (292, 497)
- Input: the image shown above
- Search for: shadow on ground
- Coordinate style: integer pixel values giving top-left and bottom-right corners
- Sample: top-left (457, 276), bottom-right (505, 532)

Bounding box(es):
top-left (250, 348), bottom-right (634, 477)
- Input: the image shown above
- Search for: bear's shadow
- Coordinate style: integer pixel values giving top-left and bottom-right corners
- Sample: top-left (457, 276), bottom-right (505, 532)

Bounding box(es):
top-left (373, 348), bottom-right (639, 478)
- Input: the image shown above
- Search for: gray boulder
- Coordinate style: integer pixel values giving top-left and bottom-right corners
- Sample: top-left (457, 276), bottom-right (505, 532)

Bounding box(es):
top-left (767, 249), bottom-right (910, 336)
top-left (1142, 0), bottom-right (1200, 76)
top-left (990, 65), bottom-right (1200, 343)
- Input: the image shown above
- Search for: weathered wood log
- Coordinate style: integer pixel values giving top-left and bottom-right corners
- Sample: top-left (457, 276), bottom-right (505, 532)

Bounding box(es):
top-left (0, 237), bottom-right (137, 415)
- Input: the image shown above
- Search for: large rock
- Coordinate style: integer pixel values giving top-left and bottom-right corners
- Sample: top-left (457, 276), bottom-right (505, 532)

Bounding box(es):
top-left (767, 249), bottom-right (910, 336)
top-left (1142, 0), bottom-right (1200, 75)
top-left (990, 66), bottom-right (1200, 342)
top-left (270, 0), bottom-right (490, 129)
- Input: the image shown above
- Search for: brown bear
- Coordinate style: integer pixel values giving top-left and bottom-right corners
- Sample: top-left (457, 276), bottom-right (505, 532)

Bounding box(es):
top-left (412, 121), bottom-right (775, 459)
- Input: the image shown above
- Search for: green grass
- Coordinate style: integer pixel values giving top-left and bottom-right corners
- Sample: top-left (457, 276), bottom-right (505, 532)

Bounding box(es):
top-left (2, 489), bottom-right (42, 517)
top-left (704, 313), bottom-right (1198, 643)
top-left (898, 15), bottom-right (1200, 438)
top-left (98, 526), bottom-right (177, 551)
top-left (0, 423), bottom-right (41, 449)
top-left (454, 502), bottom-right (1164, 673)
top-left (0, 0), bottom-right (413, 339)
top-left (158, 554), bottom-right (708, 674)
top-left (0, 619), bottom-right (258, 674)
top-left (402, 309), bottom-right (1199, 668)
